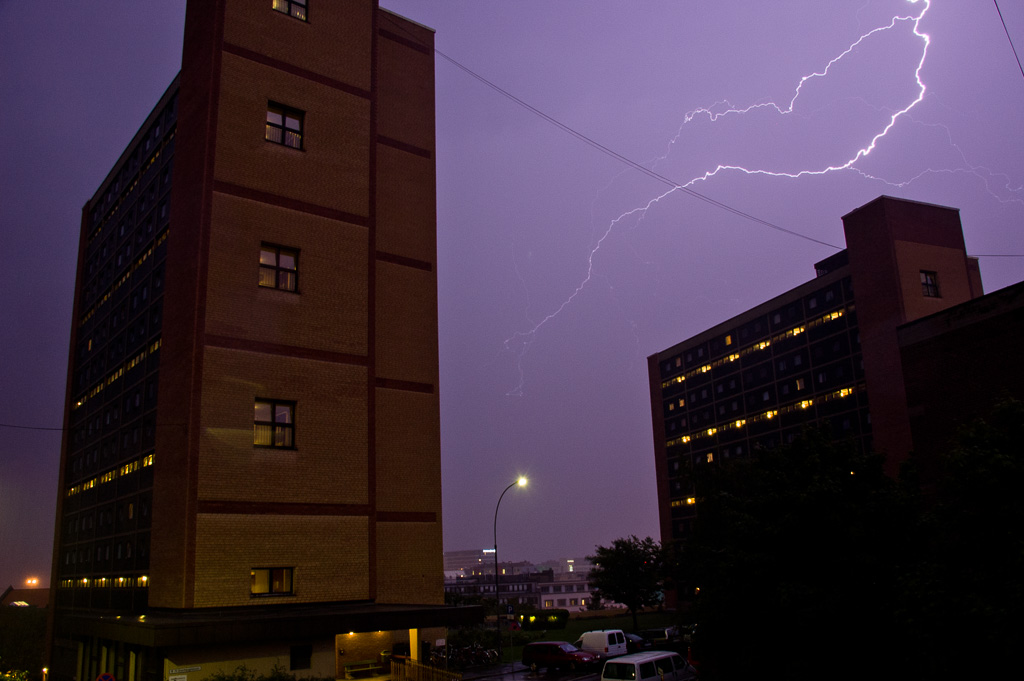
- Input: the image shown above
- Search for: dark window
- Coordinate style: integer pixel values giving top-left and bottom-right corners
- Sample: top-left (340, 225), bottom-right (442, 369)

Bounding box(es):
top-left (266, 103), bottom-right (304, 149)
top-left (273, 0), bottom-right (307, 21)
top-left (921, 270), bottom-right (940, 297)
top-left (290, 645), bottom-right (313, 671)
top-left (259, 245), bottom-right (298, 291)
top-left (251, 567), bottom-right (293, 595)
top-left (254, 399), bottom-right (295, 448)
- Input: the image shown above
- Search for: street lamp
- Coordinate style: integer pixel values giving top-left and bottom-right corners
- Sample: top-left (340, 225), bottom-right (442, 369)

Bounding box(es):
top-left (494, 476), bottom-right (527, 657)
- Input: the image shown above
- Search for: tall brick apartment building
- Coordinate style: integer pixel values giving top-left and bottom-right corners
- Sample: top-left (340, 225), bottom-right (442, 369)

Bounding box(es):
top-left (648, 196), bottom-right (1024, 543)
top-left (48, 2), bottom-right (479, 679)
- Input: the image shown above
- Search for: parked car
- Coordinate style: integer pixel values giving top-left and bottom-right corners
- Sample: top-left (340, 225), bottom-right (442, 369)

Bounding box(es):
top-left (623, 633), bottom-right (651, 654)
top-left (638, 626), bottom-right (680, 646)
top-left (522, 642), bottom-right (597, 672)
top-left (573, 629), bottom-right (629, 659)
top-left (600, 651), bottom-right (697, 681)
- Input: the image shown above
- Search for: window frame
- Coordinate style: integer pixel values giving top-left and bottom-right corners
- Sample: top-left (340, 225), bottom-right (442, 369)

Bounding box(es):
top-left (251, 567), bottom-right (294, 597)
top-left (920, 270), bottom-right (940, 298)
top-left (254, 399), bottom-right (296, 449)
top-left (259, 243), bottom-right (299, 292)
top-left (272, 0), bottom-right (307, 21)
top-left (266, 102), bottom-right (305, 150)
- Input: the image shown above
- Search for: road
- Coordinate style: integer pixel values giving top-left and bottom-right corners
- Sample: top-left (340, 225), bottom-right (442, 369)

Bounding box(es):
top-left (465, 663), bottom-right (598, 681)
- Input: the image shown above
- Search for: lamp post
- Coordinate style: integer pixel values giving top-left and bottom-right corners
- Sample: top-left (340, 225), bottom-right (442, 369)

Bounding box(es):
top-left (494, 476), bottom-right (527, 659)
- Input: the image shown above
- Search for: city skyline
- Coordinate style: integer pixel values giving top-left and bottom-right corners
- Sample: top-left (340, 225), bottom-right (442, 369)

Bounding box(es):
top-left (3, 0), bottom-right (1024, 589)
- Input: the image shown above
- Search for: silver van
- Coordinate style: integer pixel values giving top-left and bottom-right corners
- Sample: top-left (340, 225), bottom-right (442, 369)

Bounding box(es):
top-left (600, 651), bottom-right (697, 681)
top-left (574, 629), bottom-right (628, 658)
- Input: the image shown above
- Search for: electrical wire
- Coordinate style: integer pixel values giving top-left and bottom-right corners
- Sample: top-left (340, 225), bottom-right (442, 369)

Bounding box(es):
top-left (993, 0), bottom-right (1024, 82)
top-left (435, 49), bottom-right (841, 250)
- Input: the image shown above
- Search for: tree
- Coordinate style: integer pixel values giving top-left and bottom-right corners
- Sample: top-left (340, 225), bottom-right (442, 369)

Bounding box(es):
top-left (674, 428), bottom-right (912, 680)
top-left (894, 398), bottom-right (1024, 680)
top-left (587, 535), bottom-right (664, 632)
top-left (672, 405), bottom-right (1024, 681)
top-left (0, 606), bottom-right (45, 681)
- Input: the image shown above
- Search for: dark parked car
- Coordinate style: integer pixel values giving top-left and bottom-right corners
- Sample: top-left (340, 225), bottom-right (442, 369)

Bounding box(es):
top-left (639, 627), bottom-right (680, 646)
top-left (624, 633), bottom-right (651, 654)
top-left (522, 642), bottom-right (597, 671)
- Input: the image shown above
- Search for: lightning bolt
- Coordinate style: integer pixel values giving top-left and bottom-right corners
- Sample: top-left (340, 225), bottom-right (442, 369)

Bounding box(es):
top-left (501, 0), bottom-right (1016, 396)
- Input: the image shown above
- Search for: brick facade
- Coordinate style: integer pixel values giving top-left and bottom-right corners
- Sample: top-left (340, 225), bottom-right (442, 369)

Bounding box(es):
top-left (49, 3), bottom-right (476, 680)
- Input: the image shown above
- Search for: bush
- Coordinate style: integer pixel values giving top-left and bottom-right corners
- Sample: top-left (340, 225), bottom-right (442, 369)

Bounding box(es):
top-left (201, 664), bottom-right (323, 681)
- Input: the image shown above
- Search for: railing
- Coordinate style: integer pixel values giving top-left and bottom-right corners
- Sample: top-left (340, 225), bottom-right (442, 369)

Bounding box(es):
top-left (390, 658), bottom-right (462, 681)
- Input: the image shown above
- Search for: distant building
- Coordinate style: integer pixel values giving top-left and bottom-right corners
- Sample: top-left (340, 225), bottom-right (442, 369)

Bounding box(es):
top-left (443, 569), bottom-right (597, 612)
top-left (648, 196), bottom-right (1024, 543)
top-left (2, 586), bottom-right (49, 608)
top-left (532, 557), bottom-right (593, 575)
top-left (535, 571), bottom-right (596, 611)
top-left (48, 3), bottom-right (479, 680)
top-left (443, 549), bottom-right (492, 576)
top-left (443, 551), bottom-right (593, 578)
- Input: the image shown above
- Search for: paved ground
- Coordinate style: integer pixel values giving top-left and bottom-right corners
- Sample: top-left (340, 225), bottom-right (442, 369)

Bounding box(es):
top-left (463, 663), bottom-right (597, 681)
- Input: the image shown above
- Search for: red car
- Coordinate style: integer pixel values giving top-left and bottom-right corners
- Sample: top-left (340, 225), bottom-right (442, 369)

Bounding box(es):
top-left (522, 641), bottom-right (597, 672)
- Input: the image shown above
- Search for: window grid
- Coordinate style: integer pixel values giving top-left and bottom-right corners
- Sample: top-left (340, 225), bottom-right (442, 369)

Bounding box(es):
top-left (266, 103), bottom-right (304, 149)
top-left (251, 567), bottom-right (294, 596)
top-left (259, 245), bottom-right (298, 292)
top-left (272, 0), bottom-right (307, 21)
top-left (920, 270), bottom-right (940, 297)
top-left (254, 399), bottom-right (295, 448)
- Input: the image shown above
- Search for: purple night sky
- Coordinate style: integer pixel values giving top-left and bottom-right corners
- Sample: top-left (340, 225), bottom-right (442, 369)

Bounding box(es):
top-left (2, 0), bottom-right (1023, 589)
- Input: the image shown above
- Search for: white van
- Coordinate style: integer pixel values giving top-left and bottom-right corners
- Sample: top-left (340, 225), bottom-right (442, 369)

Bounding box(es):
top-left (573, 629), bottom-right (628, 658)
top-left (599, 651), bottom-right (697, 681)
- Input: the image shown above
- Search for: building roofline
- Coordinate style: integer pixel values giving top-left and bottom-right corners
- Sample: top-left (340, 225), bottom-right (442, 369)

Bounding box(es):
top-left (55, 600), bottom-right (483, 648)
top-left (841, 194), bottom-right (961, 220)
top-left (88, 73), bottom-right (181, 207)
top-left (649, 263), bottom-right (851, 361)
top-left (897, 279), bottom-right (1024, 347)
top-left (379, 7), bottom-right (436, 33)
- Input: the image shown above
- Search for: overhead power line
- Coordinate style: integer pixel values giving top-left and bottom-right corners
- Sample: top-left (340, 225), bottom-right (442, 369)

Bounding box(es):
top-left (993, 0), bottom-right (1024, 82)
top-left (395, 18), bottom-right (1022, 256)
top-left (434, 50), bottom-right (841, 249)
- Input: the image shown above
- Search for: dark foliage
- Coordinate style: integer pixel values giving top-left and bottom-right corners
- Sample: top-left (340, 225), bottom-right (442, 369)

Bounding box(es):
top-left (588, 536), bottom-right (664, 632)
top-left (894, 398), bottom-right (1024, 679)
top-left (676, 429), bottom-right (910, 680)
top-left (0, 606), bottom-right (46, 680)
top-left (201, 664), bottom-right (323, 681)
top-left (673, 403), bottom-right (1024, 681)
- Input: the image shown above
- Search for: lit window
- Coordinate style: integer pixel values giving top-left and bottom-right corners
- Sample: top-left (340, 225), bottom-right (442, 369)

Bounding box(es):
top-left (254, 399), bottom-right (295, 448)
top-left (259, 245), bottom-right (298, 291)
top-left (920, 270), bottom-right (940, 297)
top-left (251, 567), bottom-right (293, 596)
top-left (272, 0), bottom-right (307, 21)
top-left (266, 103), bottom-right (304, 149)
